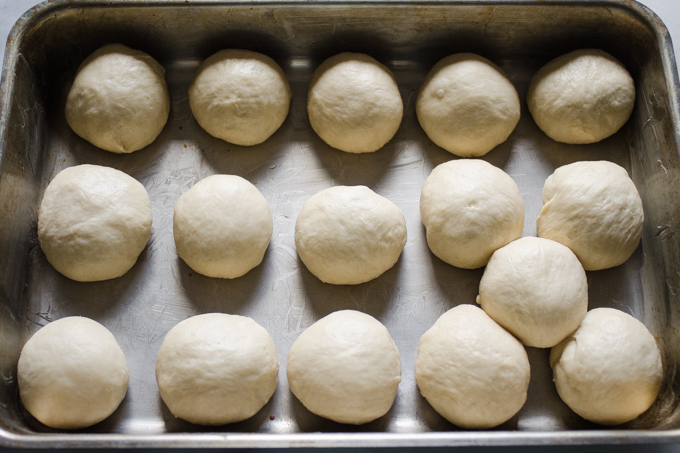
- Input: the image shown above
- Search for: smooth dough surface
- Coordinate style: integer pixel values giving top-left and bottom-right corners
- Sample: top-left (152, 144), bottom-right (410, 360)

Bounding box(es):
top-left (295, 185), bottom-right (407, 285)
top-left (307, 53), bottom-right (403, 153)
top-left (156, 313), bottom-right (279, 425)
top-left (189, 49), bottom-right (291, 146)
top-left (536, 160), bottom-right (644, 270)
top-left (287, 310), bottom-right (401, 424)
top-left (420, 159), bottom-right (524, 269)
top-left (18, 317), bottom-right (129, 430)
top-left (65, 43), bottom-right (170, 153)
top-left (550, 308), bottom-right (663, 425)
top-left (38, 164), bottom-right (152, 282)
top-left (416, 53), bottom-right (520, 157)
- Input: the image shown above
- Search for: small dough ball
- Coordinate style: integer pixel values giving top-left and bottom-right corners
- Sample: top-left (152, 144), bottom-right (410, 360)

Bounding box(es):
top-left (527, 49), bottom-right (635, 144)
top-left (416, 53), bottom-right (520, 157)
top-left (189, 49), bottom-right (291, 146)
top-left (550, 308), bottom-right (663, 425)
top-left (295, 186), bottom-right (407, 285)
top-left (416, 305), bottom-right (530, 429)
top-left (38, 164), bottom-right (152, 282)
top-left (18, 317), bottom-right (129, 430)
top-left (173, 175), bottom-right (273, 279)
top-left (420, 159), bottom-right (524, 269)
top-left (307, 53), bottom-right (403, 153)
top-left (537, 160), bottom-right (644, 270)
top-left (287, 310), bottom-right (401, 424)
top-left (65, 43), bottom-right (170, 153)
top-left (156, 313), bottom-right (279, 425)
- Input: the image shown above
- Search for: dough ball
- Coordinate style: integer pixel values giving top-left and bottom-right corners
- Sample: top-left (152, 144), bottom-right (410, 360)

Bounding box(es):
top-left (189, 49), bottom-right (291, 146)
top-left (527, 49), bottom-right (635, 144)
top-left (420, 159), bottom-right (524, 269)
top-left (550, 308), bottom-right (663, 425)
top-left (295, 186), bottom-right (407, 285)
top-left (38, 164), bottom-right (152, 282)
top-left (416, 53), bottom-right (520, 157)
top-left (65, 43), bottom-right (170, 153)
top-left (287, 310), bottom-right (401, 424)
top-left (537, 160), bottom-right (644, 270)
top-left (477, 237), bottom-right (588, 348)
top-left (416, 304), bottom-right (530, 429)
top-left (307, 53), bottom-right (403, 153)
top-left (173, 175), bottom-right (273, 279)
top-left (156, 313), bottom-right (279, 425)
top-left (18, 317), bottom-right (129, 430)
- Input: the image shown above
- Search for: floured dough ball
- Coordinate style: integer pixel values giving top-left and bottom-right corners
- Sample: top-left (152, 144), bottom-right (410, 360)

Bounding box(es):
top-left (18, 317), bottom-right (129, 429)
top-left (420, 159), bottom-right (524, 269)
top-left (189, 49), bottom-right (291, 146)
top-left (537, 160), bottom-right (644, 270)
top-left (287, 310), bottom-right (401, 424)
top-left (156, 313), bottom-right (279, 425)
top-left (416, 305), bottom-right (530, 429)
top-left (174, 175), bottom-right (272, 279)
top-left (527, 49), bottom-right (635, 144)
top-left (551, 308), bottom-right (663, 425)
top-left (307, 53), bottom-right (403, 153)
top-left (416, 53), bottom-right (520, 157)
top-left (65, 43), bottom-right (170, 153)
top-left (38, 164), bottom-right (152, 282)
top-left (295, 186), bottom-right (407, 285)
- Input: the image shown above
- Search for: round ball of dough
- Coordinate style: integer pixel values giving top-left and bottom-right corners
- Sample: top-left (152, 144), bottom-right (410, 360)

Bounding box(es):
top-left (550, 308), bottom-right (663, 425)
top-left (416, 53), bottom-right (520, 157)
top-left (65, 43), bottom-right (170, 153)
top-left (18, 317), bottom-right (129, 430)
top-left (189, 49), bottom-right (291, 146)
top-left (173, 174), bottom-right (273, 279)
top-left (287, 310), bottom-right (401, 424)
top-left (420, 159), bottom-right (524, 269)
top-left (38, 164), bottom-right (152, 282)
top-left (295, 185), bottom-right (407, 285)
top-left (156, 313), bottom-right (279, 425)
top-left (527, 49), bottom-right (635, 144)
top-left (416, 304), bottom-right (530, 429)
top-left (536, 160), bottom-right (644, 270)
top-left (307, 53), bottom-right (403, 153)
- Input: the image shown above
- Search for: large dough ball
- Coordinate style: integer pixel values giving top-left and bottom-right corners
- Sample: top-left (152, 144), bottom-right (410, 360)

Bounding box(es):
top-left (189, 49), bottom-right (291, 146)
top-left (420, 159), bottom-right (524, 269)
top-left (527, 49), bottom-right (635, 144)
top-left (287, 310), bottom-right (401, 424)
top-left (18, 317), bottom-right (129, 429)
top-left (550, 308), bottom-right (663, 425)
top-left (38, 164), bottom-right (152, 282)
top-left (416, 305), bottom-right (530, 429)
top-left (537, 160), bottom-right (644, 270)
top-left (307, 53), bottom-right (403, 153)
top-left (65, 44), bottom-right (170, 153)
top-left (156, 313), bottom-right (279, 425)
top-left (295, 186), bottom-right (407, 285)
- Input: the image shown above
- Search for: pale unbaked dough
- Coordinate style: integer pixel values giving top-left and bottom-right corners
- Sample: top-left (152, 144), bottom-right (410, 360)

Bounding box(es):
top-left (550, 308), bottom-right (663, 425)
top-left (537, 160), bottom-right (644, 270)
top-left (416, 304), bottom-right (530, 429)
top-left (173, 175), bottom-right (273, 279)
top-left (307, 53), bottom-right (403, 153)
top-left (65, 43), bottom-right (170, 153)
top-left (287, 310), bottom-right (401, 424)
top-left (38, 164), bottom-right (153, 282)
top-left (420, 159), bottom-right (524, 269)
top-left (527, 49), bottom-right (635, 144)
top-left (18, 317), bottom-right (129, 430)
top-left (155, 313), bottom-right (279, 425)
top-left (189, 49), bottom-right (291, 146)
top-left (295, 186), bottom-right (407, 285)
